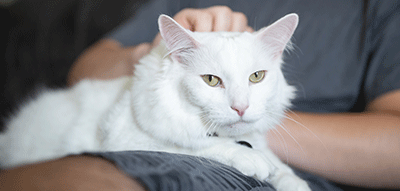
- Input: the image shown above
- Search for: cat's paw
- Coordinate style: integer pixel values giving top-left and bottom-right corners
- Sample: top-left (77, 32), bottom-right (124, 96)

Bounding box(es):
top-left (229, 148), bottom-right (276, 180)
top-left (271, 173), bottom-right (311, 191)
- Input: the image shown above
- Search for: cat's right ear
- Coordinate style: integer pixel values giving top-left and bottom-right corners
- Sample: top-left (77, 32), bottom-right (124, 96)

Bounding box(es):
top-left (158, 14), bottom-right (199, 62)
top-left (255, 13), bottom-right (299, 61)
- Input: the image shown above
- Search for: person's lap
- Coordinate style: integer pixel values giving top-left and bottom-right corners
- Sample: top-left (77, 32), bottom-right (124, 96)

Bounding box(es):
top-left (89, 151), bottom-right (342, 191)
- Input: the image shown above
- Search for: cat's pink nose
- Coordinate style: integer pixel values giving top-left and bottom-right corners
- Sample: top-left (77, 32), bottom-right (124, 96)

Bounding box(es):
top-left (231, 105), bottom-right (249, 117)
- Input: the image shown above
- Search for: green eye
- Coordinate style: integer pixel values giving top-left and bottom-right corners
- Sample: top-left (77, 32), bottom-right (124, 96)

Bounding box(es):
top-left (249, 70), bottom-right (266, 83)
top-left (202, 75), bottom-right (221, 87)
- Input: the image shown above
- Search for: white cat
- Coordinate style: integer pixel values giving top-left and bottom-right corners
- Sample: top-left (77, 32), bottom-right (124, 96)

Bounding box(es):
top-left (0, 14), bottom-right (310, 190)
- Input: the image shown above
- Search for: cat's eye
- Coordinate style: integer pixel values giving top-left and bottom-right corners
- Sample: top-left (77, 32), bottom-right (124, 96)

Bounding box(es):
top-left (249, 71), bottom-right (266, 83)
top-left (202, 75), bottom-right (221, 87)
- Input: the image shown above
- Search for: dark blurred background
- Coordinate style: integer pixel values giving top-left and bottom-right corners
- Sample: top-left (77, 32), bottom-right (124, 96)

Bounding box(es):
top-left (0, 0), bottom-right (147, 131)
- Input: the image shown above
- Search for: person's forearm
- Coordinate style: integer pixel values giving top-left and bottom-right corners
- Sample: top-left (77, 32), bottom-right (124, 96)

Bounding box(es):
top-left (67, 38), bottom-right (151, 86)
top-left (267, 111), bottom-right (400, 188)
top-left (0, 155), bottom-right (145, 191)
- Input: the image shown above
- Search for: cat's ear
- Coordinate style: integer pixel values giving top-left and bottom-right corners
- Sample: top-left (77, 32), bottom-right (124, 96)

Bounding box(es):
top-left (256, 13), bottom-right (299, 60)
top-left (158, 14), bottom-right (199, 62)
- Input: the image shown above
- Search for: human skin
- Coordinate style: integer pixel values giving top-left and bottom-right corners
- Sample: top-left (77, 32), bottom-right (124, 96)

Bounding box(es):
top-left (267, 90), bottom-right (400, 188)
top-left (0, 155), bottom-right (146, 191)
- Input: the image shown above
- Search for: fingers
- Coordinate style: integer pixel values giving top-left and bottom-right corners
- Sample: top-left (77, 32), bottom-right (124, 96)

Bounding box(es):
top-left (173, 6), bottom-right (253, 33)
top-left (208, 6), bottom-right (233, 31)
top-left (174, 8), bottom-right (213, 32)
top-left (189, 12), bottom-right (213, 32)
top-left (245, 26), bottom-right (254, 33)
top-left (229, 12), bottom-right (251, 32)
top-left (150, 6), bottom-right (254, 52)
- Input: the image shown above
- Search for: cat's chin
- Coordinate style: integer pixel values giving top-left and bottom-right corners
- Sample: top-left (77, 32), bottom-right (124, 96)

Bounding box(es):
top-left (227, 120), bottom-right (249, 128)
top-left (214, 120), bottom-right (257, 136)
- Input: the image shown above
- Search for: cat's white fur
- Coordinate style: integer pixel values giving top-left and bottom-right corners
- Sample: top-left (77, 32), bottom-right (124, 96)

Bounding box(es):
top-left (0, 14), bottom-right (310, 190)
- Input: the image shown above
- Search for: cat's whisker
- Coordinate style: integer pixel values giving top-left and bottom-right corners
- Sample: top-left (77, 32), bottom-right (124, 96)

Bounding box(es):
top-left (284, 109), bottom-right (328, 152)
top-left (199, 113), bottom-right (215, 136)
top-left (263, 111), bottom-right (306, 156)
top-left (201, 114), bottom-right (221, 137)
top-left (210, 121), bottom-right (219, 135)
top-left (204, 119), bottom-right (213, 135)
top-left (276, 122), bottom-right (307, 157)
top-left (265, 110), bottom-right (327, 152)
top-left (270, 128), bottom-right (289, 164)
top-left (209, 123), bottom-right (217, 135)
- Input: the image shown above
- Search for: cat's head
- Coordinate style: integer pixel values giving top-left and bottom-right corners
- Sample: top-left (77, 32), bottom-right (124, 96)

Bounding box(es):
top-left (158, 14), bottom-right (298, 136)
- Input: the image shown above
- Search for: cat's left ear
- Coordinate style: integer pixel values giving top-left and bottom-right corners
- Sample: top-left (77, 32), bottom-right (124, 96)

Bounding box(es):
top-left (158, 14), bottom-right (199, 62)
top-left (256, 13), bottom-right (299, 60)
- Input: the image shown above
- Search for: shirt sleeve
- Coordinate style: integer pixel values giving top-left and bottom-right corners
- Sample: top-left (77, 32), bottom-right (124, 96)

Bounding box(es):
top-left (364, 1), bottom-right (400, 103)
top-left (105, 0), bottom-right (191, 47)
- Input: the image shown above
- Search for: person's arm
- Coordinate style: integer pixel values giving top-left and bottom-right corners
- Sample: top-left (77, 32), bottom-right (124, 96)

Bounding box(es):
top-left (67, 39), bottom-right (151, 86)
top-left (267, 90), bottom-right (400, 188)
top-left (67, 6), bottom-right (252, 86)
top-left (0, 155), bottom-right (146, 191)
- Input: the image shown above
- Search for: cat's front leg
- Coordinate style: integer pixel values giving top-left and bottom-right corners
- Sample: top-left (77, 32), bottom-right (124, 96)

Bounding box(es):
top-left (261, 148), bottom-right (311, 191)
top-left (195, 139), bottom-right (277, 181)
top-left (270, 171), bottom-right (310, 191)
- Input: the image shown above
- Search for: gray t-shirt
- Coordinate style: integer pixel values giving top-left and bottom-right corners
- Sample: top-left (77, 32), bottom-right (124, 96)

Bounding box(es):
top-left (107, 0), bottom-right (400, 113)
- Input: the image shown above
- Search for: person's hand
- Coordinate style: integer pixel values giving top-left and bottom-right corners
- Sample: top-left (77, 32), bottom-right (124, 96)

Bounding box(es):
top-left (176, 6), bottom-right (253, 32)
top-left (68, 6), bottom-right (253, 86)
top-left (152, 5), bottom-right (254, 46)
top-left (0, 155), bottom-right (145, 191)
